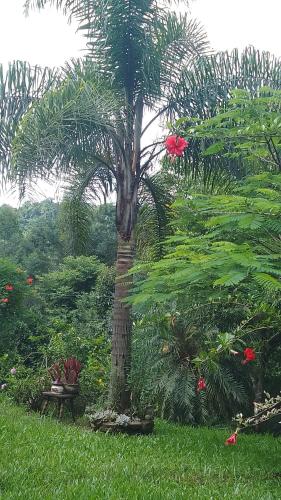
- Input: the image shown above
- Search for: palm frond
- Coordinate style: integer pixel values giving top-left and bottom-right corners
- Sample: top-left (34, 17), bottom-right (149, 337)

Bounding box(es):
top-left (25, 1), bottom-right (208, 106)
top-left (137, 173), bottom-right (174, 259)
top-left (142, 12), bottom-right (209, 105)
top-left (175, 46), bottom-right (281, 119)
top-left (24, 0), bottom-right (90, 20)
top-left (11, 65), bottom-right (121, 196)
top-left (0, 61), bottom-right (58, 185)
top-left (59, 160), bottom-right (115, 255)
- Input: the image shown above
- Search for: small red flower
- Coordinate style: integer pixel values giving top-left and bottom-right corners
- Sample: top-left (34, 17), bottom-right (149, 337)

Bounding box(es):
top-left (5, 283), bottom-right (14, 292)
top-left (225, 431), bottom-right (238, 445)
top-left (1, 298), bottom-right (9, 303)
top-left (165, 135), bottom-right (189, 157)
top-left (26, 276), bottom-right (33, 286)
top-left (197, 377), bottom-right (206, 392)
top-left (242, 347), bottom-right (256, 365)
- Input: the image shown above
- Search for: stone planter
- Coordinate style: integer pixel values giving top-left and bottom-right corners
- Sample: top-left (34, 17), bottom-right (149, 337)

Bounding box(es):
top-left (86, 408), bottom-right (155, 435)
top-left (90, 418), bottom-right (154, 435)
top-left (99, 419), bottom-right (154, 435)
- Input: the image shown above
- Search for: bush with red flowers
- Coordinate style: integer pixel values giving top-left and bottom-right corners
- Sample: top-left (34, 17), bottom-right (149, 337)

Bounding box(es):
top-left (0, 259), bottom-right (27, 312)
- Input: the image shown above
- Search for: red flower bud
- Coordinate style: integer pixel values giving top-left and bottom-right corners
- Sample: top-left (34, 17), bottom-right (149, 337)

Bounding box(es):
top-left (242, 347), bottom-right (256, 365)
top-left (225, 431), bottom-right (238, 445)
top-left (197, 377), bottom-right (206, 392)
top-left (5, 283), bottom-right (14, 291)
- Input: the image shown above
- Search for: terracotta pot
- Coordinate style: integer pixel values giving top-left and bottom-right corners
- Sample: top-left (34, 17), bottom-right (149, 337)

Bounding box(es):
top-left (63, 383), bottom-right (79, 394)
top-left (51, 383), bottom-right (64, 394)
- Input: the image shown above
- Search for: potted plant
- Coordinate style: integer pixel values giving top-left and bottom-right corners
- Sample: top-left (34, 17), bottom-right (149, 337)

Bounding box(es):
top-left (48, 362), bottom-right (64, 394)
top-left (63, 358), bottom-right (82, 394)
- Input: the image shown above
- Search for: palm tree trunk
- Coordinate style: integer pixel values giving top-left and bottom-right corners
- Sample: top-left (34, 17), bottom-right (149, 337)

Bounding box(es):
top-left (109, 96), bottom-right (142, 412)
top-left (109, 233), bottom-right (135, 411)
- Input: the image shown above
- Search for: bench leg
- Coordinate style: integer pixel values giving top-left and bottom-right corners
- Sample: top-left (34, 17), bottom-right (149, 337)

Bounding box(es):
top-left (41, 399), bottom-right (49, 416)
top-left (58, 401), bottom-right (64, 420)
top-left (70, 399), bottom-right (75, 423)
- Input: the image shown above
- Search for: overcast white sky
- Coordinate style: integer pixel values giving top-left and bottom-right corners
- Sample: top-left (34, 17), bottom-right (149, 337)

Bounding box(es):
top-left (1, 0), bottom-right (281, 206)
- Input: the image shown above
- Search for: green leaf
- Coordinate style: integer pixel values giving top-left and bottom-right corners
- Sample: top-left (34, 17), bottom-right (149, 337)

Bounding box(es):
top-left (202, 142), bottom-right (224, 156)
top-left (213, 272), bottom-right (247, 287)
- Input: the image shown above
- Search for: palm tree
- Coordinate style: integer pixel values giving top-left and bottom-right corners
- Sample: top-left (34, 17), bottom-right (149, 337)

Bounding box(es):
top-left (11, 0), bottom-right (208, 411)
top-left (6, 5), bottom-right (281, 412)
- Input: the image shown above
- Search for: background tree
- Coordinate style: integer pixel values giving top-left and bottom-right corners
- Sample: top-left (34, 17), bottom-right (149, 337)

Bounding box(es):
top-left (0, 199), bottom-right (63, 274)
top-left (0, 205), bottom-right (21, 257)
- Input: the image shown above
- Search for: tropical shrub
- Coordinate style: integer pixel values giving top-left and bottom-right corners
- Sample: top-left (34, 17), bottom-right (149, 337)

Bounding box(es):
top-left (3, 365), bottom-right (50, 410)
top-left (0, 259), bottom-right (34, 356)
top-left (130, 173), bottom-right (281, 421)
top-left (131, 306), bottom-right (251, 424)
top-left (0, 254), bottom-right (114, 409)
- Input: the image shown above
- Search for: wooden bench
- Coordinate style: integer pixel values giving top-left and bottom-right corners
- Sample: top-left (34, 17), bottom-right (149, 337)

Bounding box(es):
top-left (41, 391), bottom-right (77, 422)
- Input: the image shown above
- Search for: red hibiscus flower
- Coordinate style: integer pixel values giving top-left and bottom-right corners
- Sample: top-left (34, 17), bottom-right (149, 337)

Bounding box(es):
top-left (5, 283), bottom-right (14, 291)
top-left (197, 377), bottom-right (206, 392)
top-left (1, 298), bottom-right (9, 303)
top-left (242, 347), bottom-right (256, 365)
top-left (225, 431), bottom-right (238, 445)
top-left (165, 135), bottom-right (189, 157)
top-left (26, 276), bottom-right (34, 285)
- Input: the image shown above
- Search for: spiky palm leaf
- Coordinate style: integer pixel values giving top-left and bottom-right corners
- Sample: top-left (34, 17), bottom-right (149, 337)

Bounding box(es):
top-left (24, 1), bottom-right (207, 104)
top-left (131, 321), bottom-right (249, 423)
top-left (172, 47), bottom-right (281, 180)
top-left (175, 47), bottom-right (281, 118)
top-left (137, 173), bottom-right (174, 259)
top-left (0, 61), bottom-right (58, 185)
top-left (58, 159), bottom-right (115, 255)
top-left (12, 63), bottom-right (121, 195)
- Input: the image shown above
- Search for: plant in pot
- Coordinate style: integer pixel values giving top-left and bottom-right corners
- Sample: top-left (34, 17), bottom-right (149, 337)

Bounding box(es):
top-left (48, 362), bottom-right (64, 394)
top-left (63, 358), bottom-right (82, 394)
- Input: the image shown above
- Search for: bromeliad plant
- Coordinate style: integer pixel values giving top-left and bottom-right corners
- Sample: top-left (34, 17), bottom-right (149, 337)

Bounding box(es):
top-left (225, 391), bottom-right (281, 444)
top-left (48, 362), bottom-right (63, 385)
top-left (64, 357), bottom-right (82, 385)
top-left (235, 392), bottom-right (281, 432)
top-left (48, 357), bottom-right (82, 385)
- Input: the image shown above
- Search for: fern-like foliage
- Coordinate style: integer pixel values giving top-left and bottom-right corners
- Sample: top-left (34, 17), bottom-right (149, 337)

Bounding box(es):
top-left (131, 173), bottom-right (281, 306)
top-left (130, 172), bottom-right (281, 405)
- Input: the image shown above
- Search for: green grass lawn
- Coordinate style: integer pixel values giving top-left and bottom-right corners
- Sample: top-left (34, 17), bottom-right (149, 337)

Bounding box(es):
top-left (0, 398), bottom-right (280, 499)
